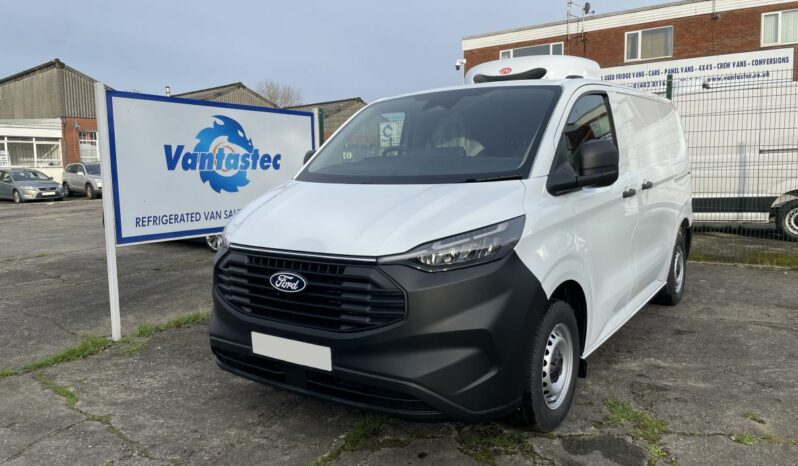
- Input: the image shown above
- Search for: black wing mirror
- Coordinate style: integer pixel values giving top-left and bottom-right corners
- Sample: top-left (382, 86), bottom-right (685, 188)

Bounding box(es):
top-left (303, 150), bottom-right (316, 164)
top-left (547, 139), bottom-right (619, 195)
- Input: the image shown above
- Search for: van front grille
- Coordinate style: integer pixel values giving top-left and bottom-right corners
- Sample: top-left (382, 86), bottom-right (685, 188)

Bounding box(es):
top-left (215, 249), bottom-right (406, 332)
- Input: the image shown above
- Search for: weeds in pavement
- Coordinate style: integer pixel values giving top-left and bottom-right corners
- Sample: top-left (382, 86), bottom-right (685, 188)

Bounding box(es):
top-left (601, 399), bottom-right (674, 466)
top-left (731, 432), bottom-right (757, 446)
top-left (308, 414), bottom-right (387, 466)
top-left (743, 412), bottom-right (766, 425)
top-left (455, 423), bottom-right (540, 466)
top-left (34, 372), bottom-right (78, 408)
top-left (0, 311), bottom-right (210, 377)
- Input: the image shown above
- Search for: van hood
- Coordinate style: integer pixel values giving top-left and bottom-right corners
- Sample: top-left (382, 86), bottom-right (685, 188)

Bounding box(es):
top-left (227, 180), bottom-right (526, 257)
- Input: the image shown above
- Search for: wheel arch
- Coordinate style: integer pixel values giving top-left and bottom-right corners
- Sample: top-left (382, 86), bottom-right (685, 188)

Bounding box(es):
top-left (549, 280), bottom-right (588, 356)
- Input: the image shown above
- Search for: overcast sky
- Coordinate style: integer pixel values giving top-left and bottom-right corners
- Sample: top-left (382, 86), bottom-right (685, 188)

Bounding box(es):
top-left (2, 0), bottom-right (663, 104)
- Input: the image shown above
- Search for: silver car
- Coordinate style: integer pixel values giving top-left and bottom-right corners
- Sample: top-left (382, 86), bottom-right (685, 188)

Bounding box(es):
top-left (62, 162), bottom-right (103, 199)
top-left (0, 169), bottom-right (64, 203)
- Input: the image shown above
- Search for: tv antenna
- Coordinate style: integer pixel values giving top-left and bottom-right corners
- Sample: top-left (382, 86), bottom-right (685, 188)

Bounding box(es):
top-left (566, 1), bottom-right (595, 40)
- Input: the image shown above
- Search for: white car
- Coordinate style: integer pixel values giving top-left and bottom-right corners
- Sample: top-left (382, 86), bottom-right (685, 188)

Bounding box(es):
top-left (209, 56), bottom-right (692, 431)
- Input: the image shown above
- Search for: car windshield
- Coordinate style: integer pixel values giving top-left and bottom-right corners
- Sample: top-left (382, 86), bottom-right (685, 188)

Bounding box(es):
top-left (11, 170), bottom-right (50, 182)
top-left (85, 164), bottom-right (101, 175)
top-left (297, 86), bottom-right (561, 184)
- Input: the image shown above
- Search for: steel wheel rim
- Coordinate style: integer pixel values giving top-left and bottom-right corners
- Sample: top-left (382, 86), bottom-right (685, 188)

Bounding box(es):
top-left (542, 323), bottom-right (574, 410)
top-left (786, 207), bottom-right (798, 236)
top-left (674, 246), bottom-right (685, 293)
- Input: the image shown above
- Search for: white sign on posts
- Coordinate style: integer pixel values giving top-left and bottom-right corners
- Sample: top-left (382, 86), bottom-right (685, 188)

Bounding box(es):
top-left (0, 150), bottom-right (9, 167)
top-left (94, 84), bottom-right (316, 339)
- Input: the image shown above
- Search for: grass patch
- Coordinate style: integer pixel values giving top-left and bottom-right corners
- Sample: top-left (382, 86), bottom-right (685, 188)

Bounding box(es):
top-left (743, 411), bottom-right (766, 425)
top-left (309, 414), bottom-right (387, 466)
top-left (455, 423), bottom-right (534, 466)
top-left (761, 432), bottom-right (782, 445)
top-left (602, 399), bottom-right (671, 466)
top-left (731, 432), bottom-right (757, 446)
top-left (689, 252), bottom-right (798, 269)
top-left (22, 335), bottom-right (112, 373)
top-left (0, 310), bottom-right (211, 377)
top-left (34, 372), bottom-right (78, 408)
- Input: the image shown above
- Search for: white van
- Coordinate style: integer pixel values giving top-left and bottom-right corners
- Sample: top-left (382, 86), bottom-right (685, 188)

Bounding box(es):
top-left (210, 56), bottom-right (692, 431)
top-left (675, 82), bottom-right (798, 241)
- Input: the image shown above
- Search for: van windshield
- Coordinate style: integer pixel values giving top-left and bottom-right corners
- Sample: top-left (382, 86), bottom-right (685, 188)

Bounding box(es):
top-left (297, 86), bottom-right (561, 184)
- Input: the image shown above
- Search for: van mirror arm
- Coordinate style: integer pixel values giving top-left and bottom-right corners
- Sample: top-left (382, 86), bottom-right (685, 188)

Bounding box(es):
top-left (303, 150), bottom-right (316, 164)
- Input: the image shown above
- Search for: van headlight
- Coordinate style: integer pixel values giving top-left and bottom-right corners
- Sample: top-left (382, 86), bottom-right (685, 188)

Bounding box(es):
top-left (378, 216), bottom-right (525, 272)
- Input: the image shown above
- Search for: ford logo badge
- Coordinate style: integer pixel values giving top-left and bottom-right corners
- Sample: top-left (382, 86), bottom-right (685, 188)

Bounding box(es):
top-left (269, 272), bottom-right (307, 293)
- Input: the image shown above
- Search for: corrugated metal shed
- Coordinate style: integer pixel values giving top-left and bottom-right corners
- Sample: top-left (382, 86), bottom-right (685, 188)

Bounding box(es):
top-left (0, 59), bottom-right (99, 119)
top-left (175, 82), bottom-right (276, 108)
top-left (289, 97), bottom-right (366, 138)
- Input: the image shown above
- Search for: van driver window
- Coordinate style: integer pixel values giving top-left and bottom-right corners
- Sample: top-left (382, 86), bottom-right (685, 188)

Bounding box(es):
top-left (553, 94), bottom-right (614, 175)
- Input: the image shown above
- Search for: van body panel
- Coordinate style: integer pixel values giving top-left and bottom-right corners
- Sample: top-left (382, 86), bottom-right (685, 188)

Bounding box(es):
top-left (226, 179), bottom-right (526, 257)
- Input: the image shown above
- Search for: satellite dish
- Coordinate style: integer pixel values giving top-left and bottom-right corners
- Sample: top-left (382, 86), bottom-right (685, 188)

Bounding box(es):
top-left (583, 2), bottom-right (591, 14)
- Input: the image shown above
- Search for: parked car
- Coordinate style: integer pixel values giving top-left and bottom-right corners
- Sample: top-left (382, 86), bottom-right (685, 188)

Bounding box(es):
top-left (62, 162), bottom-right (102, 199)
top-left (209, 56), bottom-right (692, 432)
top-left (0, 168), bottom-right (64, 203)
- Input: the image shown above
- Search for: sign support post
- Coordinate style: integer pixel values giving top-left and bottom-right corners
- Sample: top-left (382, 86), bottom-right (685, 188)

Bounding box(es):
top-left (94, 83), bottom-right (122, 341)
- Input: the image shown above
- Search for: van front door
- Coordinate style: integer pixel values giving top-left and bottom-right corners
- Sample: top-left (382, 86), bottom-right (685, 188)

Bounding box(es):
top-left (551, 92), bottom-right (639, 348)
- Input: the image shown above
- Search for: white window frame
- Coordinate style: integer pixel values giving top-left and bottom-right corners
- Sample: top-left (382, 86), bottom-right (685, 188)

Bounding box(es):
top-left (624, 26), bottom-right (673, 62)
top-left (761, 9), bottom-right (798, 46)
top-left (0, 135), bottom-right (63, 168)
top-left (499, 42), bottom-right (564, 59)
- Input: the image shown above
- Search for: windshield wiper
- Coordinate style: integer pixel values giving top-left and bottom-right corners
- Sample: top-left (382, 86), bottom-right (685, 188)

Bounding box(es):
top-left (465, 174), bottom-right (524, 183)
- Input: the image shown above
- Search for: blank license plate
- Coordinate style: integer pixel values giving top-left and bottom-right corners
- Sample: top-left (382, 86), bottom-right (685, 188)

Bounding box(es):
top-left (41, 192), bottom-right (55, 196)
top-left (251, 332), bottom-right (332, 371)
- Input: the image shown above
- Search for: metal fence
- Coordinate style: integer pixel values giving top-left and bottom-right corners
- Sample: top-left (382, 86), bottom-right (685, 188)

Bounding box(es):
top-left (655, 69), bottom-right (798, 266)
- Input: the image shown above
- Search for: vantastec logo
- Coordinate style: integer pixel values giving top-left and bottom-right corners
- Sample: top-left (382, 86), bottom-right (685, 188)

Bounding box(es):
top-left (163, 115), bottom-right (281, 193)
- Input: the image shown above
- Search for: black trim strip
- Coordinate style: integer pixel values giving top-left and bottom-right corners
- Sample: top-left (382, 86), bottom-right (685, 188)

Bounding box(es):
top-left (692, 196), bottom-right (778, 214)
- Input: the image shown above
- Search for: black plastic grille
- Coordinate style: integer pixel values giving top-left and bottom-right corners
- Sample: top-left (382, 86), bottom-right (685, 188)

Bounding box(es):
top-left (215, 249), bottom-right (406, 331)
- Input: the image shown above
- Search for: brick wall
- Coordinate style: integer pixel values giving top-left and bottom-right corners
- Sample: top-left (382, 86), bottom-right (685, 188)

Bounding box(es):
top-left (464, 2), bottom-right (798, 74)
top-left (61, 117), bottom-right (97, 165)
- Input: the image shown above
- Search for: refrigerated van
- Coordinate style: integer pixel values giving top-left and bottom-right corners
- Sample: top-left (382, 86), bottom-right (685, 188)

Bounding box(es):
top-left (209, 56), bottom-right (692, 431)
top-left (677, 81), bottom-right (798, 241)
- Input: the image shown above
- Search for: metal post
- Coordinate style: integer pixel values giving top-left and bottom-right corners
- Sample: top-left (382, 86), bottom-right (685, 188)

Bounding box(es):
top-left (318, 108), bottom-right (325, 145)
top-left (666, 74), bottom-right (674, 100)
top-left (94, 82), bottom-right (122, 341)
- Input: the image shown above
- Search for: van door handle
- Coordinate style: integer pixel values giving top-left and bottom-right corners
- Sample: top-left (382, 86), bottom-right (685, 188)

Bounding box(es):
top-left (641, 180), bottom-right (654, 190)
top-left (622, 188), bottom-right (637, 198)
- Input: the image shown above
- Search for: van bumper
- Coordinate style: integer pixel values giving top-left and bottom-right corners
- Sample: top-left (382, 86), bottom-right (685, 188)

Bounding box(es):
top-left (209, 251), bottom-right (548, 421)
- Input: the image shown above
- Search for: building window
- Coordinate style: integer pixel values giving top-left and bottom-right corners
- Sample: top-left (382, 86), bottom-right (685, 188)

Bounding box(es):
top-left (500, 42), bottom-right (564, 59)
top-left (625, 26), bottom-right (673, 61)
top-left (0, 136), bottom-right (62, 168)
top-left (79, 131), bottom-right (99, 163)
top-left (762, 10), bottom-right (798, 46)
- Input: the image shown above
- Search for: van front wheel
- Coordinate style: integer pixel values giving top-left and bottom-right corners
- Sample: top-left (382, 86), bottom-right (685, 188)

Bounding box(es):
top-left (516, 300), bottom-right (579, 432)
top-left (655, 229), bottom-right (686, 306)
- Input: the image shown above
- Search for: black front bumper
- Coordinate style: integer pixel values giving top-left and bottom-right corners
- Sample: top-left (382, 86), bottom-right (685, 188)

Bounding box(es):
top-left (209, 248), bottom-right (547, 421)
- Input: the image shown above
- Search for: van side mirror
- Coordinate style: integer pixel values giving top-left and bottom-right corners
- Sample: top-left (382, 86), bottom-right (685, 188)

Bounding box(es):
top-left (303, 150), bottom-right (316, 164)
top-left (547, 140), bottom-right (619, 195)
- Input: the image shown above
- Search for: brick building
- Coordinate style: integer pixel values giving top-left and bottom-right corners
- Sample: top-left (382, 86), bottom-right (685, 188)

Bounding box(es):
top-left (462, 0), bottom-right (798, 88)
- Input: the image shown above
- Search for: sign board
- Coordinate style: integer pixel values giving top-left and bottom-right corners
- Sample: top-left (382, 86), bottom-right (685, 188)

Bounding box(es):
top-left (380, 122), bottom-right (401, 147)
top-left (104, 91), bottom-right (315, 245)
top-left (0, 150), bottom-right (8, 167)
top-left (601, 48), bottom-right (794, 91)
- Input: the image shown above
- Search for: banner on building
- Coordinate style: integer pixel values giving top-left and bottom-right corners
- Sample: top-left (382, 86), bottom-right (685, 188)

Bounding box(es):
top-left (601, 47), bottom-right (795, 91)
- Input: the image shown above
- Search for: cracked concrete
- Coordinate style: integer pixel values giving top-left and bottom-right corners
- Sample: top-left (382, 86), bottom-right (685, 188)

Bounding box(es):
top-left (2, 199), bottom-right (798, 465)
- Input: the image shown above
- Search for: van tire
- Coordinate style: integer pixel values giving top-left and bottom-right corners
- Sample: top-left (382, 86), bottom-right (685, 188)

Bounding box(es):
top-left (655, 229), bottom-right (686, 306)
top-left (776, 200), bottom-right (798, 242)
top-left (515, 300), bottom-right (579, 432)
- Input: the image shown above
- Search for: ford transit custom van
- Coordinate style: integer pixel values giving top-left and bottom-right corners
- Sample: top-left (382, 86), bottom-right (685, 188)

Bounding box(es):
top-left (210, 56), bottom-right (692, 431)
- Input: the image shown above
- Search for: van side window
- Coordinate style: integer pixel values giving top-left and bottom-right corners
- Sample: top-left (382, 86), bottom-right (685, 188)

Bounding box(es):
top-left (552, 94), bottom-right (615, 175)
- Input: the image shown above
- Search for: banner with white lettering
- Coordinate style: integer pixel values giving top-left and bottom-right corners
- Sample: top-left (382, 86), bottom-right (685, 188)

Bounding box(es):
top-left (105, 91), bottom-right (315, 245)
